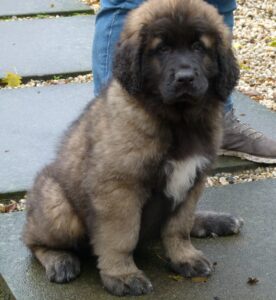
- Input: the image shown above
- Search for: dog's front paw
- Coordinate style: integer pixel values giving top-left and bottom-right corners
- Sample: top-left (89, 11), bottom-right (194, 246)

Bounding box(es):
top-left (191, 211), bottom-right (244, 238)
top-left (45, 253), bottom-right (81, 283)
top-left (169, 252), bottom-right (212, 278)
top-left (101, 271), bottom-right (153, 296)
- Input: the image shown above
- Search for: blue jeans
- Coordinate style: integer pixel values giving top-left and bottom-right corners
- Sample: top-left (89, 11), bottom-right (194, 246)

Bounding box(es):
top-left (92, 0), bottom-right (236, 112)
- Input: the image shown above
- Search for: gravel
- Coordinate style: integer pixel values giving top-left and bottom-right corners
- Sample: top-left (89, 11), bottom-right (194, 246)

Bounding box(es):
top-left (233, 0), bottom-right (276, 112)
top-left (206, 166), bottom-right (276, 187)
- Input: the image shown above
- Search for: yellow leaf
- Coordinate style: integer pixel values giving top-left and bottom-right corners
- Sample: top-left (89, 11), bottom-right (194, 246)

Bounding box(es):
top-left (233, 42), bottom-right (241, 50)
top-left (239, 63), bottom-right (251, 71)
top-left (2, 72), bottom-right (22, 87)
top-left (268, 38), bottom-right (276, 47)
top-left (191, 277), bottom-right (208, 283)
top-left (169, 275), bottom-right (183, 281)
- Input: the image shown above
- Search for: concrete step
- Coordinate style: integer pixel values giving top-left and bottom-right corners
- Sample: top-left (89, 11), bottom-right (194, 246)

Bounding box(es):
top-left (0, 83), bottom-right (93, 194)
top-left (0, 0), bottom-right (92, 17)
top-left (1, 83), bottom-right (275, 194)
top-left (1, 179), bottom-right (276, 299)
top-left (0, 16), bottom-right (94, 79)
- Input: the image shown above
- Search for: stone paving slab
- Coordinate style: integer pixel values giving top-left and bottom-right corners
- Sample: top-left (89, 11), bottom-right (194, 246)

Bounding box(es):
top-left (0, 86), bottom-right (275, 194)
top-left (0, 0), bottom-right (91, 17)
top-left (213, 156), bottom-right (258, 174)
top-left (0, 83), bottom-right (93, 194)
top-left (212, 91), bottom-right (276, 173)
top-left (1, 179), bottom-right (276, 300)
top-left (0, 16), bottom-right (94, 78)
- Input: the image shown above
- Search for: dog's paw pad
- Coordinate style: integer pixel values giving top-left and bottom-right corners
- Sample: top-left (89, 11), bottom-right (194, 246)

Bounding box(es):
top-left (169, 255), bottom-right (212, 278)
top-left (101, 272), bottom-right (153, 296)
top-left (192, 212), bottom-right (244, 238)
top-left (46, 254), bottom-right (80, 283)
top-left (231, 217), bottom-right (244, 234)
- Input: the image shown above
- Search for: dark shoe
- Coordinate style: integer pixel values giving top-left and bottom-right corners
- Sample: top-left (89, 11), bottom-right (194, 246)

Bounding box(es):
top-left (220, 109), bottom-right (276, 164)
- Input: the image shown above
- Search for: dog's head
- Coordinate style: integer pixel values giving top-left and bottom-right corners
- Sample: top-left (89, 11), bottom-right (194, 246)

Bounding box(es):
top-left (113, 0), bottom-right (239, 106)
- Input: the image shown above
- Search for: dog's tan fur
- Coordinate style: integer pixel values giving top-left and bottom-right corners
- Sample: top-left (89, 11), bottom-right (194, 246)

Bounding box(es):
top-left (23, 0), bottom-right (241, 296)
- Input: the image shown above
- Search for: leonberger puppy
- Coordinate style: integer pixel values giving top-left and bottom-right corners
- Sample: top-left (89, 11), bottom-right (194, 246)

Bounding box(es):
top-left (23, 0), bottom-right (242, 296)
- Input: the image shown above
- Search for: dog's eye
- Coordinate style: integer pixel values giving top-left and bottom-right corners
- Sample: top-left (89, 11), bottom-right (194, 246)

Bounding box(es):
top-left (191, 42), bottom-right (205, 52)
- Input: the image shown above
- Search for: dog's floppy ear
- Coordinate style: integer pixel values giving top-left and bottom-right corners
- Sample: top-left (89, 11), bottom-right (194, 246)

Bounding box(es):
top-left (215, 42), bottom-right (240, 101)
top-left (113, 33), bottom-right (144, 95)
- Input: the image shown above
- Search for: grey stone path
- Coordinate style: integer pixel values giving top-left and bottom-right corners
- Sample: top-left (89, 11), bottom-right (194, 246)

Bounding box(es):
top-left (1, 83), bottom-right (275, 193)
top-left (0, 0), bottom-right (91, 17)
top-left (1, 179), bottom-right (276, 300)
top-left (1, 1), bottom-right (276, 299)
top-left (1, 85), bottom-right (274, 194)
top-left (0, 0), bottom-right (275, 196)
top-left (233, 92), bottom-right (276, 140)
top-left (0, 83), bottom-right (93, 193)
top-left (0, 16), bottom-right (94, 78)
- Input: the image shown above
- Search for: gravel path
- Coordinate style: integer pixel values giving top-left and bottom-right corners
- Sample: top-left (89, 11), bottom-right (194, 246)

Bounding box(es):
top-left (234, 0), bottom-right (276, 111)
top-left (206, 166), bottom-right (276, 187)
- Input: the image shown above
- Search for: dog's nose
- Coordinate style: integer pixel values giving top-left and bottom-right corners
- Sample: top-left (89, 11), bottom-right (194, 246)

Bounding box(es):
top-left (175, 69), bottom-right (195, 84)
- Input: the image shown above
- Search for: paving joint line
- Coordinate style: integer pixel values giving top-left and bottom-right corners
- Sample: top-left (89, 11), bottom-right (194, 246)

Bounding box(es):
top-left (0, 10), bottom-right (94, 21)
top-left (0, 71), bottom-right (92, 86)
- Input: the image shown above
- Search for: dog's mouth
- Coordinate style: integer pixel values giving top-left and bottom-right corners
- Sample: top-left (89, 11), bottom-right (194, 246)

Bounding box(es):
top-left (160, 80), bottom-right (209, 105)
top-left (161, 89), bottom-right (205, 105)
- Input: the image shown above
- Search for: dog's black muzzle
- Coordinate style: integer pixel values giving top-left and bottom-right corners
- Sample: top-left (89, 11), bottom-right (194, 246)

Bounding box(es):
top-left (160, 55), bottom-right (209, 105)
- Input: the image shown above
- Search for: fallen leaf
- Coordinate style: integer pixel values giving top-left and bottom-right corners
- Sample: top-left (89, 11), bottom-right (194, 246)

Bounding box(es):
top-left (247, 277), bottom-right (259, 285)
top-left (233, 42), bottom-right (242, 49)
top-left (239, 63), bottom-right (251, 71)
top-left (5, 200), bottom-right (18, 213)
top-left (2, 72), bottom-right (22, 87)
top-left (268, 38), bottom-right (276, 47)
top-left (169, 275), bottom-right (183, 282)
top-left (0, 200), bottom-right (18, 213)
top-left (0, 204), bottom-right (5, 213)
top-left (191, 277), bottom-right (208, 283)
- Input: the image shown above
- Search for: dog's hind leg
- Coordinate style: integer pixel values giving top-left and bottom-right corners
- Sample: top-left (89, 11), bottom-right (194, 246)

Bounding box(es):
top-left (23, 168), bottom-right (86, 283)
top-left (191, 211), bottom-right (244, 238)
top-left (31, 247), bottom-right (81, 283)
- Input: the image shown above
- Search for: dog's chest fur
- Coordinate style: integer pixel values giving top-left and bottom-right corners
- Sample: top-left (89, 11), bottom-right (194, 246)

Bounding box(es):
top-left (164, 155), bottom-right (210, 209)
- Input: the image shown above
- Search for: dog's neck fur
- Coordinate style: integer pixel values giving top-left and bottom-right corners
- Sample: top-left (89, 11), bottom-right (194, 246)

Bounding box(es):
top-left (109, 79), bottom-right (223, 163)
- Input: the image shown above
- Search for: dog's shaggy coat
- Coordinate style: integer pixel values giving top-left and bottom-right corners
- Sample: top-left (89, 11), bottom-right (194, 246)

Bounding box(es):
top-left (23, 0), bottom-right (243, 296)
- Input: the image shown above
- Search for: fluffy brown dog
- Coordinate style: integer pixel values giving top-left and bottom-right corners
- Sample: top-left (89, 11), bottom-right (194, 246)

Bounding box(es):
top-left (23, 0), bottom-right (243, 296)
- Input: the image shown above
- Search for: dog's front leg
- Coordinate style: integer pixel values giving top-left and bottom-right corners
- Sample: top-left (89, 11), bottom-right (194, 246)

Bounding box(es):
top-left (92, 184), bottom-right (153, 296)
top-left (162, 179), bottom-right (212, 277)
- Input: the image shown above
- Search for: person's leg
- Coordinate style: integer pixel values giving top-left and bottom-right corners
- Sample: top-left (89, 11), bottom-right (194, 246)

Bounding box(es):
top-left (92, 0), bottom-right (143, 97)
top-left (209, 0), bottom-right (276, 163)
top-left (205, 0), bottom-right (236, 112)
top-left (221, 10), bottom-right (234, 112)
top-left (92, 0), bottom-right (276, 163)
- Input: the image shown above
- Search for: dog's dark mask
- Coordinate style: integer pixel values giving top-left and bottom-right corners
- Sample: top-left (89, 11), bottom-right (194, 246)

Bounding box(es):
top-left (113, 15), bottom-right (239, 106)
